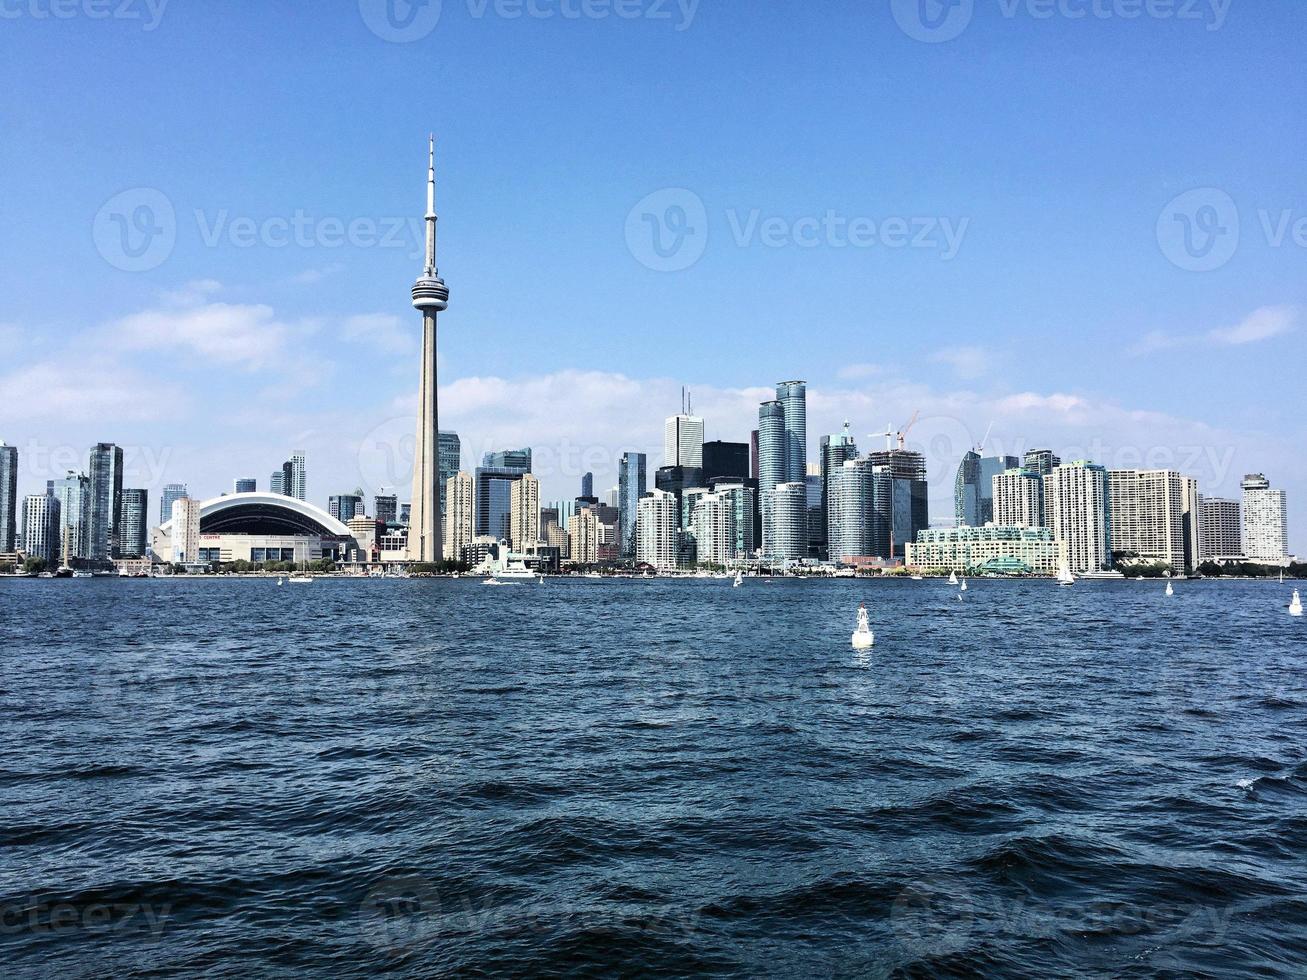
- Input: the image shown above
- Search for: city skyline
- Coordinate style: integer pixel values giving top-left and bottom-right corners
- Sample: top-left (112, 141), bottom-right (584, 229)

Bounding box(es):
top-left (3, 8), bottom-right (1305, 553)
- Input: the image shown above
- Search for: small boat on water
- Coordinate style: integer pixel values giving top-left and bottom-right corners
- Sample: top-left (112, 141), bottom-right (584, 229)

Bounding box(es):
top-left (1290, 590), bottom-right (1302, 617)
top-left (948, 570), bottom-right (958, 585)
top-left (733, 570), bottom-right (743, 588)
top-left (277, 576), bottom-right (284, 587)
top-left (851, 603), bottom-right (874, 649)
top-left (1165, 580), bottom-right (1174, 597)
top-left (483, 577), bottom-right (505, 586)
top-left (1057, 561), bottom-right (1075, 587)
top-left (960, 578), bottom-right (968, 592)
top-left (910, 574), bottom-right (923, 581)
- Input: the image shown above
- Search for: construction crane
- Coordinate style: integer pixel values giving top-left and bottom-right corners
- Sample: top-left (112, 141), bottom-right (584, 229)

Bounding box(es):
top-left (870, 424), bottom-right (894, 452)
top-left (896, 410), bottom-right (920, 451)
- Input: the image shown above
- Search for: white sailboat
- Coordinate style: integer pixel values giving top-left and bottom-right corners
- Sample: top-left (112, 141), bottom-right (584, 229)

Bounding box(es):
top-left (948, 570), bottom-right (958, 585)
top-left (288, 556), bottom-right (313, 583)
top-left (1056, 560), bottom-right (1075, 587)
top-left (960, 578), bottom-right (968, 592)
top-left (1290, 589), bottom-right (1302, 617)
top-left (1165, 580), bottom-right (1174, 597)
top-left (733, 570), bottom-right (743, 588)
top-left (851, 604), bottom-right (874, 649)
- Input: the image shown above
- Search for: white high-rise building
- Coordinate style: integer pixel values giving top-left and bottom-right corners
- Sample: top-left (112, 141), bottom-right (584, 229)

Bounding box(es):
top-left (443, 471), bottom-right (474, 560)
top-left (1108, 469), bottom-right (1187, 573)
top-left (170, 497), bottom-right (202, 564)
top-left (763, 481), bottom-right (807, 562)
top-left (664, 414), bottom-right (704, 469)
top-left (1181, 476), bottom-right (1201, 573)
top-left (569, 506), bottom-right (600, 564)
top-left (691, 492), bottom-right (734, 566)
top-left (21, 492), bottom-right (60, 566)
top-left (1045, 461), bottom-right (1111, 574)
top-left (1200, 496), bottom-right (1242, 561)
top-left (992, 468), bottom-right (1044, 528)
top-left (636, 488), bottom-right (679, 571)
top-left (1241, 474), bottom-right (1288, 565)
top-left (290, 451), bottom-right (307, 502)
top-left (509, 473), bottom-right (540, 550)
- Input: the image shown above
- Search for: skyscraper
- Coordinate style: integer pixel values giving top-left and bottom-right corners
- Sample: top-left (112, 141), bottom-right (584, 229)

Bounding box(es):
top-left (763, 481), bottom-right (809, 562)
top-left (55, 471), bottom-right (91, 563)
top-left (757, 401), bottom-right (786, 493)
top-left (329, 493), bottom-right (364, 523)
top-left (955, 451), bottom-right (1019, 527)
top-left (581, 472), bottom-right (594, 499)
top-left (171, 497), bottom-right (201, 564)
top-left (993, 468), bottom-right (1044, 528)
top-left (1108, 469), bottom-right (1187, 572)
top-left (160, 483), bottom-right (188, 525)
top-left (868, 447), bottom-right (930, 558)
top-left (438, 431), bottom-right (461, 526)
top-left (702, 441), bottom-right (749, 483)
top-left (443, 471), bottom-right (474, 560)
top-left (1044, 461), bottom-right (1112, 574)
top-left (0, 442), bottom-right (16, 554)
top-left (618, 452), bottom-right (647, 560)
top-left (1241, 473), bottom-right (1288, 565)
top-left (510, 473), bottom-right (540, 549)
top-left (234, 478), bottom-right (257, 494)
top-left (636, 487), bottom-right (678, 571)
top-left (22, 491), bottom-right (60, 566)
top-left (827, 458), bottom-right (892, 563)
top-left (408, 137), bottom-right (451, 563)
top-left (482, 448), bottom-right (531, 472)
top-left (820, 423), bottom-right (859, 558)
top-left (118, 488), bottom-right (149, 557)
top-left (88, 442), bottom-right (124, 559)
top-left (1181, 476), bottom-right (1201, 574)
top-left (1022, 449), bottom-right (1061, 477)
top-left (475, 467), bottom-right (525, 542)
top-left (664, 413), bottom-right (704, 468)
top-left (1200, 496), bottom-right (1241, 561)
top-left (289, 451), bottom-right (307, 501)
top-left (776, 381), bottom-right (807, 485)
top-left (374, 494), bottom-right (398, 524)
top-left (271, 461), bottom-right (293, 496)
top-left (569, 506), bottom-right (600, 564)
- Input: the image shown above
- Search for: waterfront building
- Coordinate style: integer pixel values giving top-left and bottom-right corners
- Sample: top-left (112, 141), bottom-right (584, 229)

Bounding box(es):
top-left (54, 472), bottom-right (91, 563)
top-left (702, 441), bottom-right (749, 483)
top-left (374, 494), bottom-right (398, 525)
top-left (407, 138), bottom-right (451, 563)
top-left (569, 506), bottom-right (600, 564)
top-left (776, 381), bottom-right (807, 485)
top-left (618, 452), bottom-right (647, 560)
top-left (328, 493), bottom-right (365, 523)
top-left (763, 481), bottom-right (808, 562)
top-left (827, 458), bottom-right (892, 563)
top-left (1241, 473), bottom-right (1289, 565)
top-left (443, 472), bottom-right (473, 559)
top-left (475, 466), bottom-right (526, 542)
top-left (820, 424), bottom-right (859, 560)
top-left (713, 482), bottom-right (757, 558)
top-left (160, 483), bottom-right (188, 525)
top-left (88, 442), bottom-right (124, 559)
top-left (955, 451), bottom-right (1020, 527)
top-left (21, 491), bottom-right (60, 566)
top-left (806, 470), bottom-right (824, 558)
top-left (605, 486), bottom-right (619, 509)
top-left (636, 488), bottom-right (679, 571)
top-left (1022, 449), bottom-right (1061, 478)
top-left (867, 448), bottom-right (929, 558)
top-left (664, 412), bottom-right (704, 469)
top-left (1200, 496), bottom-right (1242, 561)
top-left (482, 448), bottom-right (531, 472)
top-left (545, 518), bottom-right (570, 559)
top-left (1181, 476), bottom-right (1201, 574)
top-left (347, 515), bottom-right (384, 560)
top-left (0, 442), bottom-right (16, 553)
top-left (1044, 461), bottom-right (1112, 574)
top-left (510, 473), bottom-right (540, 550)
top-left (1108, 469), bottom-right (1186, 572)
top-left (170, 497), bottom-right (202, 564)
top-left (757, 401), bottom-right (786, 493)
top-left (234, 478), bottom-right (257, 494)
top-left (993, 468), bottom-right (1044, 528)
top-left (581, 472), bottom-right (594, 499)
top-left (655, 465), bottom-right (703, 518)
top-left (118, 488), bottom-right (149, 557)
top-left (906, 525), bottom-right (1065, 576)
top-left (692, 492), bottom-right (734, 565)
top-left (153, 492), bottom-right (354, 565)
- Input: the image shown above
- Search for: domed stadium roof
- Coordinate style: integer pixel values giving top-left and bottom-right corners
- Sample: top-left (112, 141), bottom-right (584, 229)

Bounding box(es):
top-left (161, 492), bottom-right (353, 538)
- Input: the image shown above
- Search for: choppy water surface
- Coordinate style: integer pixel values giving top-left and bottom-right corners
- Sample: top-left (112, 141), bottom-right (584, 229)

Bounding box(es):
top-left (2, 577), bottom-right (1305, 977)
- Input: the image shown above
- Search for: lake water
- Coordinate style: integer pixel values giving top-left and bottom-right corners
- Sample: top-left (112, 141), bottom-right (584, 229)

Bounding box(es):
top-left (2, 577), bottom-right (1305, 977)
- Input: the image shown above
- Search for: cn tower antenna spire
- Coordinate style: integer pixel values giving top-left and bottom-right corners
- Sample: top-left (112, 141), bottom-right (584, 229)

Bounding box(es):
top-left (425, 134), bottom-right (438, 276)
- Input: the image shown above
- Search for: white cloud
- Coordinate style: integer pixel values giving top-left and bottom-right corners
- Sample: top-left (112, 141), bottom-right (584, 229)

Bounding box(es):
top-left (931, 345), bottom-right (991, 379)
top-left (340, 313), bottom-right (415, 356)
top-left (0, 360), bottom-right (185, 424)
top-left (837, 362), bottom-right (887, 380)
top-left (1207, 305), bottom-right (1297, 346)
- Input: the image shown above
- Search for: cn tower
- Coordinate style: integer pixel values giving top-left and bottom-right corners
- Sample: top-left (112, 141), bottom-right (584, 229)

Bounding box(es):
top-left (407, 136), bottom-right (449, 563)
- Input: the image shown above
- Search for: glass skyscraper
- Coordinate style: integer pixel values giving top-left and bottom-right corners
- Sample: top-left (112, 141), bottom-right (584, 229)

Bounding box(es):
top-left (757, 401), bottom-right (786, 493)
top-left (0, 441), bottom-right (17, 553)
top-left (88, 442), bottom-right (124, 560)
top-left (55, 471), bottom-right (91, 562)
top-left (160, 484), bottom-right (188, 525)
top-left (617, 452), bottom-right (647, 560)
top-left (438, 431), bottom-right (461, 524)
top-left (776, 381), bottom-right (807, 485)
top-left (955, 451), bottom-right (1019, 527)
top-left (118, 488), bottom-right (149, 557)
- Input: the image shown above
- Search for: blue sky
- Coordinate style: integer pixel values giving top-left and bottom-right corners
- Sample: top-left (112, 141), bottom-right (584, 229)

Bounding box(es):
top-left (1, 0), bottom-right (1303, 550)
